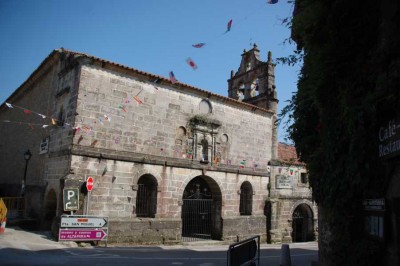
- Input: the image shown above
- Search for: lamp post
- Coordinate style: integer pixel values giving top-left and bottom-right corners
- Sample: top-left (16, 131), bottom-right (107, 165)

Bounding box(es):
top-left (22, 149), bottom-right (32, 196)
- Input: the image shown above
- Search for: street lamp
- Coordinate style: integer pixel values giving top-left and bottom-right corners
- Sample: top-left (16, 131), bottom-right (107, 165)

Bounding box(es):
top-left (22, 149), bottom-right (32, 196)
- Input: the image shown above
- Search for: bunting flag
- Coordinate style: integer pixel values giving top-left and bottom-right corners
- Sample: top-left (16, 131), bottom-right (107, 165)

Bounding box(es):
top-left (169, 71), bottom-right (177, 84)
top-left (102, 166), bottom-right (108, 176)
top-left (225, 19), bottom-right (233, 33)
top-left (153, 78), bottom-right (162, 84)
top-left (268, 0), bottom-right (278, 4)
top-left (192, 43), bottom-right (206, 48)
top-left (29, 123), bottom-right (34, 129)
top-left (38, 114), bottom-right (46, 119)
top-left (82, 125), bottom-right (91, 133)
top-left (239, 159), bottom-right (246, 169)
top-left (118, 105), bottom-right (127, 112)
top-left (186, 58), bottom-right (198, 70)
top-left (103, 114), bottom-right (111, 122)
top-left (73, 127), bottom-right (80, 136)
top-left (5, 102), bottom-right (13, 108)
top-left (289, 168), bottom-right (294, 176)
top-left (133, 96), bottom-right (143, 104)
top-left (91, 140), bottom-right (98, 146)
top-left (23, 109), bottom-right (32, 115)
top-left (51, 118), bottom-right (57, 125)
top-left (77, 135), bottom-right (84, 144)
top-left (42, 125), bottom-right (49, 128)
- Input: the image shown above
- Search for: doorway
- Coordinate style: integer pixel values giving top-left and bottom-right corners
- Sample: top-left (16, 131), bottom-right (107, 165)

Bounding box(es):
top-left (292, 203), bottom-right (314, 242)
top-left (181, 176), bottom-right (222, 242)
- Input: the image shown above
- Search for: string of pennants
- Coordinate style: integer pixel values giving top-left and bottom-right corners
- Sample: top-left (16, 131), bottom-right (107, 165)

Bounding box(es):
top-left (168, 0), bottom-right (279, 84)
top-left (2, 0), bottom-right (279, 171)
top-left (4, 102), bottom-right (75, 129)
top-left (2, 100), bottom-right (262, 170)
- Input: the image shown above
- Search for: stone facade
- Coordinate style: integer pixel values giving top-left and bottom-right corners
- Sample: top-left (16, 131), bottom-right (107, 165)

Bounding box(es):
top-left (227, 45), bottom-right (317, 244)
top-left (267, 143), bottom-right (318, 243)
top-left (0, 47), bottom-right (317, 245)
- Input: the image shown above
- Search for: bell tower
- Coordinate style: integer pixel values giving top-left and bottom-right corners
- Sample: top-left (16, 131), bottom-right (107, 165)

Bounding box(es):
top-left (227, 44), bottom-right (278, 113)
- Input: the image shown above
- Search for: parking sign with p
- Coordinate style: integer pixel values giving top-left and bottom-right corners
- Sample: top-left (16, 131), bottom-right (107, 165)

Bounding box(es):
top-left (63, 188), bottom-right (79, 211)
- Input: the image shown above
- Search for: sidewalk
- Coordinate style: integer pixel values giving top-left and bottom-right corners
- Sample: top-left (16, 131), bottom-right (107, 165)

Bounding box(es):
top-left (0, 226), bottom-right (318, 252)
top-left (0, 227), bottom-right (77, 251)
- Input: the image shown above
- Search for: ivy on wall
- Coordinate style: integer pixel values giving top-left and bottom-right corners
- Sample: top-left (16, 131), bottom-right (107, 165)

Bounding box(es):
top-left (280, 0), bottom-right (400, 265)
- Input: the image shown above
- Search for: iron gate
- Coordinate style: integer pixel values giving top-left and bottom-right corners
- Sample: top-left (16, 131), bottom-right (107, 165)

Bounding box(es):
top-left (182, 199), bottom-right (213, 242)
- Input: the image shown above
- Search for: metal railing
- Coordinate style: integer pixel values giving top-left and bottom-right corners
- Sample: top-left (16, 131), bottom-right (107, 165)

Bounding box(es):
top-left (1, 197), bottom-right (25, 219)
top-left (182, 199), bottom-right (213, 242)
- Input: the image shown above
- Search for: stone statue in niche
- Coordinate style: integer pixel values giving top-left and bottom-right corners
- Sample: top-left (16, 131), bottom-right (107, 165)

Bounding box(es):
top-left (201, 138), bottom-right (209, 163)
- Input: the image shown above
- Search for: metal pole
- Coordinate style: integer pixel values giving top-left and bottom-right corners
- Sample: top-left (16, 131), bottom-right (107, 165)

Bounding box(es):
top-left (21, 159), bottom-right (28, 196)
top-left (86, 191), bottom-right (91, 215)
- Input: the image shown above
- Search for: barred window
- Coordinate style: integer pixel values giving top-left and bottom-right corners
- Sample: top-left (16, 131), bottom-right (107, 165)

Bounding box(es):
top-left (136, 175), bottom-right (158, 218)
top-left (239, 181), bottom-right (253, 216)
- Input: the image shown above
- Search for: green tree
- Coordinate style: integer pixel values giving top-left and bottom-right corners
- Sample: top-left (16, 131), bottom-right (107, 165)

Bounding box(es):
top-left (282, 0), bottom-right (400, 265)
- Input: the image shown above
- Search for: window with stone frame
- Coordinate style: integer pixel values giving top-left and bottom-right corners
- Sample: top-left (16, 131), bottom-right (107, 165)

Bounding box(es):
top-left (239, 181), bottom-right (253, 216)
top-left (300, 172), bottom-right (308, 184)
top-left (136, 175), bottom-right (158, 218)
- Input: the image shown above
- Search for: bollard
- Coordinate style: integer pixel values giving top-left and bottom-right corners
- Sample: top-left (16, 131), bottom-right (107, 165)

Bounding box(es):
top-left (0, 218), bottom-right (6, 234)
top-left (280, 244), bottom-right (292, 266)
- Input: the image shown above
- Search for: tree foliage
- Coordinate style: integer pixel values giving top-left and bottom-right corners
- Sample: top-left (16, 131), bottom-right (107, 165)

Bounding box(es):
top-left (281, 0), bottom-right (400, 265)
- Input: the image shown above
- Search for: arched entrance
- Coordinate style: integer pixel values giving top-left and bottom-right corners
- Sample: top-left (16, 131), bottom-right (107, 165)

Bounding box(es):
top-left (181, 175), bottom-right (222, 241)
top-left (292, 203), bottom-right (314, 242)
top-left (42, 189), bottom-right (57, 230)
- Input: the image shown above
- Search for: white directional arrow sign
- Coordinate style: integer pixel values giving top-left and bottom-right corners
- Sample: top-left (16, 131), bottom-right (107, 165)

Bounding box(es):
top-left (60, 216), bottom-right (107, 228)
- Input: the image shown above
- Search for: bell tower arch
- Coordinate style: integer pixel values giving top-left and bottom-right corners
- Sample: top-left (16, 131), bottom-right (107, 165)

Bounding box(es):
top-left (227, 44), bottom-right (278, 113)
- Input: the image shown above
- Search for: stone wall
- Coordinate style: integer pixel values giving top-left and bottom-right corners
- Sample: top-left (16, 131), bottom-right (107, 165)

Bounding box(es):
top-left (75, 64), bottom-right (273, 168)
top-left (267, 165), bottom-right (318, 243)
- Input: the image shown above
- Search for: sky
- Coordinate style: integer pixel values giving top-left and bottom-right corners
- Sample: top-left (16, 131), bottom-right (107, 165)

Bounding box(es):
top-left (0, 0), bottom-right (300, 142)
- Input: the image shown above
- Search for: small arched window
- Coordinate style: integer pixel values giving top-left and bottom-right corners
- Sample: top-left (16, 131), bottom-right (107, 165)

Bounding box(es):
top-left (136, 175), bottom-right (158, 218)
top-left (239, 181), bottom-right (253, 216)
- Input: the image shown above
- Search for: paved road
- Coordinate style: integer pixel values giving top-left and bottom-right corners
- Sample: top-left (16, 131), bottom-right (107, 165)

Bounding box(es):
top-left (0, 227), bottom-right (318, 265)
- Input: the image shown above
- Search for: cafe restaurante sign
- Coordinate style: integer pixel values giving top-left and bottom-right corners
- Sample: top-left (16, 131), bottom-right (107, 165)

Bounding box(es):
top-left (378, 119), bottom-right (400, 159)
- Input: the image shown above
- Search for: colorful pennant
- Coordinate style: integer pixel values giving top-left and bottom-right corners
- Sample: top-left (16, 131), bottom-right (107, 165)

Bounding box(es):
top-left (169, 71), bottom-right (177, 84)
top-left (225, 19), bottom-right (233, 33)
top-left (192, 43), bottom-right (206, 48)
top-left (133, 96), bottom-right (143, 104)
top-left (186, 58), bottom-right (198, 70)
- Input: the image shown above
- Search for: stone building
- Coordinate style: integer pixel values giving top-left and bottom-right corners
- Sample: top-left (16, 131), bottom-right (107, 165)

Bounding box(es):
top-left (0, 45), bottom-right (316, 244)
top-left (227, 45), bottom-right (317, 244)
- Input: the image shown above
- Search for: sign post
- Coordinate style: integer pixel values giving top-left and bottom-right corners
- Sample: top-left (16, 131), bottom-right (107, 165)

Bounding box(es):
top-left (86, 176), bottom-right (93, 215)
top-left (61, 217), bottom-right (107, 228)
top-left (59, 215), bottom-right (109, 246)
top-left (59, 229), bottom-right (107, 241)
